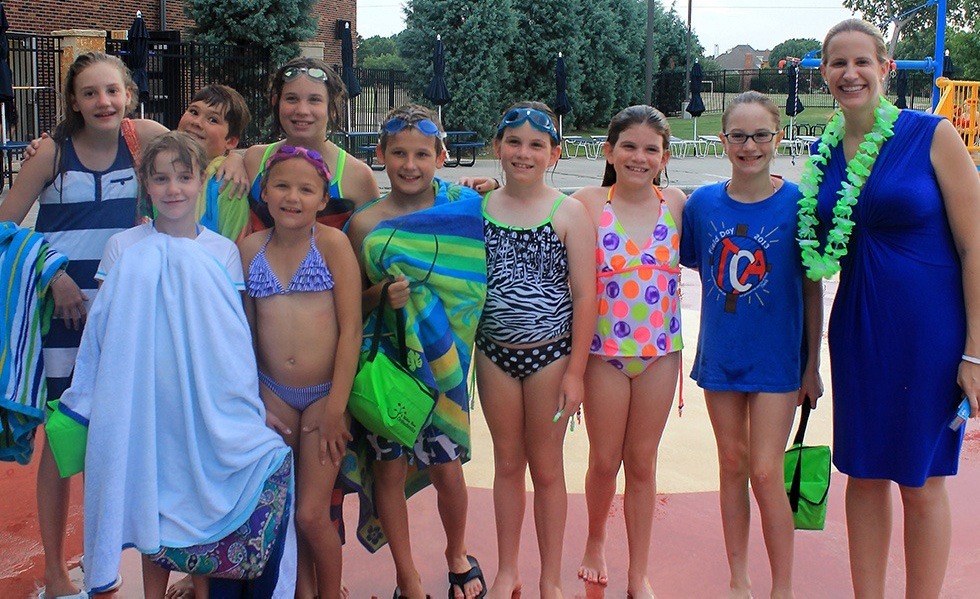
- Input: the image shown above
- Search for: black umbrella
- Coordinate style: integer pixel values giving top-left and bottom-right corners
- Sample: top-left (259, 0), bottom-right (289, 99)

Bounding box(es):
top-left (554, 52), bottom-right (572, 138)
top-left (895, 70), bottom-right (908, 109)
top-left (686, 62), bottom-right (706, 139)
top-left (1, 1), bottom-right (14, 145)
top-left (423, 35), bottom-right (451, 122)
top-left (942, 50), bottom-right (955, 79)
top-left (126, 11), bottom-right (150, 116)
top-left (339, 21), bottom-right (360, 132)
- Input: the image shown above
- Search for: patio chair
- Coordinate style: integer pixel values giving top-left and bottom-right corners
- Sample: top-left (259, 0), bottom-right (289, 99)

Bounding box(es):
top-left (563, 135), bottom-right (590, 158)
top-left (669, 136), bottom-right (701, 158)
top-left (586, 135), bottom-right (607, 160)
top-left (698, 135), bottom-right (725, 157)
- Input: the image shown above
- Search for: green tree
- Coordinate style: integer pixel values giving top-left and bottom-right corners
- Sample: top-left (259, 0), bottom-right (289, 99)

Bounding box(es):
top-left (769, 38), bottom-right (821, 65)
top-left (507, 0), bottom-right (586, 125)
top-left (358, 35), bottom-right (402, 66)
top-left (183, 0), bottom-right (316, 64)
top-left (400, 1), bottom-right (519, 138)
top-left (947, 27), bottom-right (980, 81)
top-left (842, 0), bottom-right (980, 57)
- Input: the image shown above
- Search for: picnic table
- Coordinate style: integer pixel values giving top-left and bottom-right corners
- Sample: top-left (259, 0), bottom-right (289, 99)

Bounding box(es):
top-left (343, 131), bottom-right (385, 171)
top-left (443, 131), bottom-right (485, 167)
top-left (1, 141), bottom-right (30, 191)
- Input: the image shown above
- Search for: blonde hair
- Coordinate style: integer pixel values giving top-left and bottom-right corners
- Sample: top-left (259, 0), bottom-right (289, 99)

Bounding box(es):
top-left (822, 19), bottom-right (888, 65)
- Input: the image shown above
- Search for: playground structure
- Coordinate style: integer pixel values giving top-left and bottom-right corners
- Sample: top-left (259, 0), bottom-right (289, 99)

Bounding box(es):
top-left (935, 77), bottom-right (979, 156)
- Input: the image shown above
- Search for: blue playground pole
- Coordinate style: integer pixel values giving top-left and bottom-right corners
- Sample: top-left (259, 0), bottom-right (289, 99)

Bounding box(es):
top-left (798, 0), bottom-right (947, 111)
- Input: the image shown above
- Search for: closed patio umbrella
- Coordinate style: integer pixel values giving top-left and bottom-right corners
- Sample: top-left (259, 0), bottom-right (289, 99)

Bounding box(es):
top-left (340, 21), bottom-right (360, 132)
top-left (126, 10), bottom-right (150, 118)
top-left (554, 53), bottom-right (572, 139)
top-left (423, 35), bottom-right (451, 123)
top-left (942, 50), bottom-right (955, 79)
top-left (895, 70), bottom-right (908, 109)
top-left (784, 61), bottom-right (805, 142)
top-left (1, 1), bottom-right (14, 145)
top-left (686, 62), bottom-right (705, 140)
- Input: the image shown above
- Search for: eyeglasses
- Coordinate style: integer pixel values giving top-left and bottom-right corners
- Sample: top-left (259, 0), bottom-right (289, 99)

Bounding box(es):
top-left (382, 117), bottom-right (444, 138)
top-left (497, 108), bottom-right (559, 142)
top-left (283, 66), bottom-right (330, 83)
top-left (722, 131), bottom-right (777, 144)
top-left (263, 144), bottom-right (331, 186)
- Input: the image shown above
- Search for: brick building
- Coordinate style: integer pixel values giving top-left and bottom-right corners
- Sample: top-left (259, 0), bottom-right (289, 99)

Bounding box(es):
top-left (4, 0), bottom-right (356, 63)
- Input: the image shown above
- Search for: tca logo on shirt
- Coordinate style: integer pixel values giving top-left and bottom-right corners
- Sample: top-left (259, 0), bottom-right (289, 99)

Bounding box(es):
top-left (709, 223), bottom-right (773, 313)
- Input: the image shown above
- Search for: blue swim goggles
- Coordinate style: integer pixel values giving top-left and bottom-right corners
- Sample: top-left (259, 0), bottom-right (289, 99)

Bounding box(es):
top-left (382, 117), bottom-right (444, 138)
top-left (496, 108), bottom-right (559, 142)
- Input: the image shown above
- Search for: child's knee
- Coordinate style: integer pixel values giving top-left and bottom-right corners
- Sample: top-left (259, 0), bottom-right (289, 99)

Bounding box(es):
top-left (429, 459), bottom-right (465, 491)
top-left (717, 445), bottom-right (750, 479)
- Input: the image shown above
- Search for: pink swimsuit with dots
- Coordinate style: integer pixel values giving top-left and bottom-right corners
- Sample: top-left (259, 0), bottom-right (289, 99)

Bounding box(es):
top-left (591, 185), bottom-right (682, 378)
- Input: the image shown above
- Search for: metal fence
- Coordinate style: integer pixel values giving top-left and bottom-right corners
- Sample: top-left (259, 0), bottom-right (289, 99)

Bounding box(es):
top-left (106, 37), bottom-right (275, 146)
top-left (5, 33), bottom-right (62, 141)
top-left (663, 68), bottom-right (936, 115)
top-left (342, 66), bottom-right (412, 132)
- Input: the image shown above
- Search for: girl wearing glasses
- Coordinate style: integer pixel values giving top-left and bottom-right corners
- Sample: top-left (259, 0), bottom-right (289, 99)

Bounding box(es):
top-left (475, 102), bottom-right (596, 599)
top-left (570, 105), bottom-right (686, 598)
top-left (239, 145), bottom-right (362, 599)
top-left (679, 91), bottom-right (823, 598)
top-left (244, 57), bottom-right (380, 233)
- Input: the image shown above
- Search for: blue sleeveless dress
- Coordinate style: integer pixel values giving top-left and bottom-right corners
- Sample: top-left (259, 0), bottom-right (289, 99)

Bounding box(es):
top-left (815, 110), bottom-right (965, 487)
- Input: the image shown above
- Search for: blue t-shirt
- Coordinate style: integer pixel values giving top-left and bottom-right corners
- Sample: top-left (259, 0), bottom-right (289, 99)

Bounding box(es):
top-left (679, 180), bottom-right (805, 392)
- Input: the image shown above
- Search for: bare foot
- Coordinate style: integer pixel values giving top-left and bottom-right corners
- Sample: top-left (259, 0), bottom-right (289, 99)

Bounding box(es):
top-left (165, 575), bottom-right (194, 599)
top-left (577, 539), bottom-right (608, 586)
top-left (487, 571), bottom-right (521, 599)
top-left (540, 580), bottom-right (564, 599)
top-left (626, 575), bottom-right (655, 599)
top-left (727, 582), bottom-right (752, 599)
top-left (395, 573), bottom-right (426, 599)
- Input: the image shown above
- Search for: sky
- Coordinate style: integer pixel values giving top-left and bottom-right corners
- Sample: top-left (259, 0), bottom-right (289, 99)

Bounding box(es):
top-left (356, 0), bottom-right (858, 55)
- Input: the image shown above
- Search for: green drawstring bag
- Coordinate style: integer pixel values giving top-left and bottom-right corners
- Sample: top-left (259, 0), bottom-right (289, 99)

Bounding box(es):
top-left (44, 401), bottom-right (88, 478)
top-left (784, 401), bottom-right (831, 530)
top-left (348, 280), bottom-right (438, 449)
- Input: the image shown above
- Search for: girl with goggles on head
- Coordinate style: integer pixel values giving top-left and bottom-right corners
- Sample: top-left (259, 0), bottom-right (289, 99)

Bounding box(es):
top-left (475, 101), bottom-right (597, 599)
top-left (244, 57), bottom-right (380, 235)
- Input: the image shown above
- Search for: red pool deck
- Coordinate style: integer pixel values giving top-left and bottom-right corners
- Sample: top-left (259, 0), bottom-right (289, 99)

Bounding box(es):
top-left (3, 429), bottom-right (980, 598)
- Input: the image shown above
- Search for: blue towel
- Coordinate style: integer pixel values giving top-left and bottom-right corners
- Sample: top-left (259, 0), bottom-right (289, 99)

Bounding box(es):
top-left (0, 222), bottom-right (66, 464)
top-left (57, 234), bottom-right (290, 591)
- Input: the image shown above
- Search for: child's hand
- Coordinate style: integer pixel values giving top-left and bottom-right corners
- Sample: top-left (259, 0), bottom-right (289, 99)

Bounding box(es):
top-left (798, 367), bottom-right (824, 408)
top-left (51, 272), bottom-right (88, 330)
top-left (555, 371), bottom-right (584, 425)
top-left (22, 132), bottom-right (49, 163)
top-left (265, 411), bottom-right (292, 436)
top-left (458, 176), bottom-right (499, 193)
top-left (386, 275), bottom-right (411, 310)
top-left (303, 406), bottom-right (352, 466)
top-left (216, 152), bottom-right (250, 198)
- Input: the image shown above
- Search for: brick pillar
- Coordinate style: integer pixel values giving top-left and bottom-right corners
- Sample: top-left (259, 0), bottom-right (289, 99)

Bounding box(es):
top-left (52, 30), bottom-right (108, 110)
top-left (297, 42), bottom-right (325, 60)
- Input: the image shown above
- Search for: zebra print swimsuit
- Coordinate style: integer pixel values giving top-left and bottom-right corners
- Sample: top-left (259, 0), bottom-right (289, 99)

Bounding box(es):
top-left (477, 192), bottom-right (573, 379)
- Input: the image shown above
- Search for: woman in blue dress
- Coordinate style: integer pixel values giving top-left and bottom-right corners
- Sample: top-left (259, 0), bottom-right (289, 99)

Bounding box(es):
top-left (801, 19), bottom-right (980, 597)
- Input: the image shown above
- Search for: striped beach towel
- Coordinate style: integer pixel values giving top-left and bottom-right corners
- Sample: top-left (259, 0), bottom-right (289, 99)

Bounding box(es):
top-left (340, 197), bottom-right (486, 552)
top-left (0, 223), bottom-right (67, 464)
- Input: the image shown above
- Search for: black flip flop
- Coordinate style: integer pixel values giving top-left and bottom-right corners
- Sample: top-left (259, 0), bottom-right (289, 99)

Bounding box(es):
top-left (447, 555), bottom-right (487, 599)
top-left (393, 588), bottom-right (432, 599)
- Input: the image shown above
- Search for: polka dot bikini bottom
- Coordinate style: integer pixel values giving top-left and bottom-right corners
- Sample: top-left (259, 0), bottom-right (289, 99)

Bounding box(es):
top-left (476, 334), bottom-right (572, 380)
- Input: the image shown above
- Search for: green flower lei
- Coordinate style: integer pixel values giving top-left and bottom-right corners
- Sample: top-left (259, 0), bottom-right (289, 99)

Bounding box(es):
top-left (797, 96), bottom-right (901, 280)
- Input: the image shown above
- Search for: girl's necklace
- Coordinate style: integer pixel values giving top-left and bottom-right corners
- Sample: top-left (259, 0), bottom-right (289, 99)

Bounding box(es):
top-left (796, 96), bottom-right (900, 280)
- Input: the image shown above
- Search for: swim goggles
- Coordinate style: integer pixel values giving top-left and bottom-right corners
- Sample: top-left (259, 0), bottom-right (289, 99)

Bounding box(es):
top-left (264, 144), bottom-right (331, 187)
top-left (496, 108), bottom-right (559, 142)
top-left (283, 66), bottom-right (331, 83)
top-left (382, 117), bottom-right (444, 138)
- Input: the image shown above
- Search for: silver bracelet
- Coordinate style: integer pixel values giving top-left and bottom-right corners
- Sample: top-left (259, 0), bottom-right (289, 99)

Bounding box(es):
top-left (50, 269), bottom-right (66, 285)
top-left (962, 354), bottom-right (980, 365)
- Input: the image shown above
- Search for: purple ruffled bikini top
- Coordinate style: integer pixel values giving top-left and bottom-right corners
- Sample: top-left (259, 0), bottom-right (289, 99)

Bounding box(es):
top-left (247, 228), bottom-right (334, 298)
